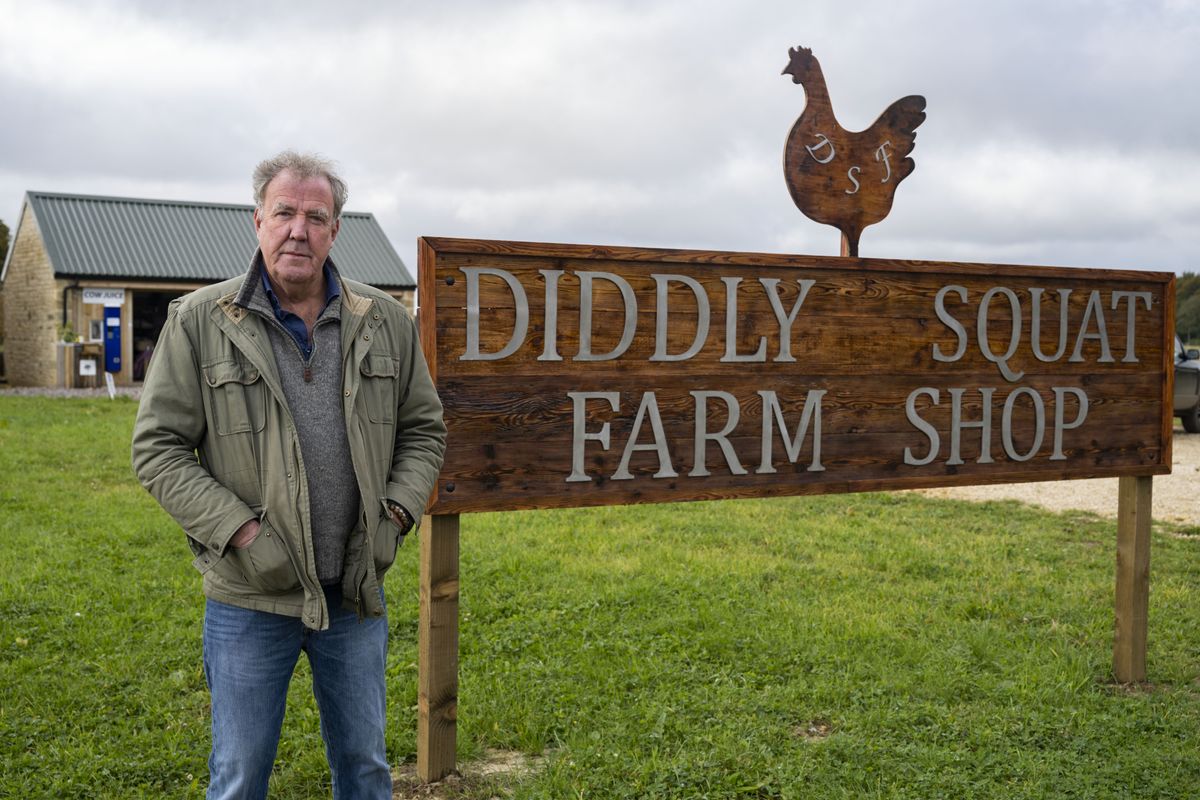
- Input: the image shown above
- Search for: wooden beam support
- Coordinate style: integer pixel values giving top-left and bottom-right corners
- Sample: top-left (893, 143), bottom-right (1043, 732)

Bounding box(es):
top-left (839, 231), bottom-right (855, 258)
top-left (418, 513), bottom-right (460, 782)
top-left (1113, 475), bottom-right (1152, 683)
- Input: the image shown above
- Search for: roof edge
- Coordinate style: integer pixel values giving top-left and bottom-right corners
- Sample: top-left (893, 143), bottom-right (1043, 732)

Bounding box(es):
top-left (5, 191), bottom-right (407, 286)
top-left (48, 271), bottom-right (415, 290)
top-left (25, 190), bottom-right (376, 218)
top-left (0, 193), bottom-right (33, 284)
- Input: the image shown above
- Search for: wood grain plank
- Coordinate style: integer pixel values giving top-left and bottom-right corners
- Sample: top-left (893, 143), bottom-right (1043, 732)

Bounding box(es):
top-left (417, 514), bottom-right (459, 782)
top-left (418, 239), bottom-right (1173, 515)
top-left (420, 237), bottom-right (1174, 285)
top-left (1162, 279), bottom-right (1176, 468)
top-left (1113, 476), bottom-right (1152, 683)
top-left (432, 460), bottom-right (1166, 515)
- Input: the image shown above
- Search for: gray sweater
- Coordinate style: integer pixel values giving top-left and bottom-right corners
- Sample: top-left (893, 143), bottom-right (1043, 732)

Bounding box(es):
top-left (245, 277), bottom-right (359, 584)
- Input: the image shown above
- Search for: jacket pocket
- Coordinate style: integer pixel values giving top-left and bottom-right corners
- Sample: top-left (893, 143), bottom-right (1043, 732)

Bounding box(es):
top-left (372, 512), bottom-right (403, 574)
top-left (231, 519), bottom-right (300, 593)
top-left (204, 359), bottom-right (266, 435)
top-left (359, 355), bottom-right (399, 424)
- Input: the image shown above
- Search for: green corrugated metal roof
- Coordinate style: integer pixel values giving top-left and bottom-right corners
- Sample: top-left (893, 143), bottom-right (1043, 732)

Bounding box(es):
top-left (15, 190), bottom-right (414, 288)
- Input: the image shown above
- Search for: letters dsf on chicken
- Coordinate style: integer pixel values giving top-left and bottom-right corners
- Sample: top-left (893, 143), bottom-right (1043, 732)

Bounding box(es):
top-left (456, 266), bottom-right (1154, 483)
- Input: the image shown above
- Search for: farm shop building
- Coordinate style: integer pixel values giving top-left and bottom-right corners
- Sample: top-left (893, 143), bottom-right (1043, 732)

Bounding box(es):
top-left (0, 191), bottom-right (415, 387)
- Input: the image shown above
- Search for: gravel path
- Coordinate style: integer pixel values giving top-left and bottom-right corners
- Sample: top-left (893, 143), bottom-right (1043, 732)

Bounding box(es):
top-left (4, 387), bottom-right (1197, 525)
top-left (0, 386), bottom-right (143, 399)
top-left (913, 431), bottom-right (1200, 527)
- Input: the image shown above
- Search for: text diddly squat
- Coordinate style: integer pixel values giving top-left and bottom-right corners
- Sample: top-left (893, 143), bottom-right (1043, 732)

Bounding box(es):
top-left (456, 267), bottom-right (1153, 482)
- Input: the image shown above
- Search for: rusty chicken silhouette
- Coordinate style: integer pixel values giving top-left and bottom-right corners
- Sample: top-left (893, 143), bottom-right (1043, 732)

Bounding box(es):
top-left (782, 47), bottom-right (926, 257)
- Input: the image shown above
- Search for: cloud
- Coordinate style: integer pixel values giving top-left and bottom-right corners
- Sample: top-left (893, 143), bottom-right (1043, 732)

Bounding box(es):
top-left (0, 0), bottom-right (1196, 276)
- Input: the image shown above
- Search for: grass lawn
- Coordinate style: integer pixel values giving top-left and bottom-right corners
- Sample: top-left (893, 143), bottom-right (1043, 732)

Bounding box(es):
top-left (1, 395), bottom-right (1198, 799)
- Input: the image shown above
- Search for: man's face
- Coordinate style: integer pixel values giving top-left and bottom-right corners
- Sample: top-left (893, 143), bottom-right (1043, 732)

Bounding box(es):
top-left (253, 169), bottom-right (340, 292)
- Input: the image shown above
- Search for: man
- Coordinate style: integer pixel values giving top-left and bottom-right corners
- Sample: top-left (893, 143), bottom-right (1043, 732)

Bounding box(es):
top-left (132, 151), bottom-right (446, 799)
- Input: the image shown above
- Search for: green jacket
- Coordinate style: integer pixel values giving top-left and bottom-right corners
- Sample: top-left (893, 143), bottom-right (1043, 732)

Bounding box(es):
top-left (132, 257), bottom-right (446, 630)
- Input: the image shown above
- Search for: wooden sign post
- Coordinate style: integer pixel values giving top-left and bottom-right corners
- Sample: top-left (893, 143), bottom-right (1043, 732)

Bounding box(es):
top-left (415, 237), bottom-right (1175, 779)
top-left (411, 48), bottom-right (1173, 781)
top-left (417, 513), bottom-right (459, 781)
top-left (1115, 475), bottom-right (1154, 682)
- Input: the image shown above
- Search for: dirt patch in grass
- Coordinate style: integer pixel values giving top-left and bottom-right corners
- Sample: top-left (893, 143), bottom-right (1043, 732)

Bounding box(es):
top-left (1100, 680), bottom-right (1160, 696)
top-left (792, 719), bottom-right (833, 741)
top-left (392, 749), bottom-right (544, 800)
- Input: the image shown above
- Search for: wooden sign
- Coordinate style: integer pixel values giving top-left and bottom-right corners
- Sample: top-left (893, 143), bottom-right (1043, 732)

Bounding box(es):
top-left (782, 46), bottom-right (926, 257)
top-left (418, 237), bottom-right (1174, 516)
top-left (414, 57), bottom-right (1170, 782)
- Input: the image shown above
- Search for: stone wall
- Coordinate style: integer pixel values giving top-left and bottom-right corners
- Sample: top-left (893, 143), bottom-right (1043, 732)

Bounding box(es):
top-left (388, 289), bottom-right (416, 315)
top-left (1, 204), bottom-right (59, 386)
top-left (0, 284), bottom-right (6, 380)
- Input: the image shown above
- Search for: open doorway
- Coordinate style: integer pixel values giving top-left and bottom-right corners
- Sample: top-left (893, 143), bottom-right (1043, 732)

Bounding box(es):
top-left (131, 290), bottom-right (185, 381)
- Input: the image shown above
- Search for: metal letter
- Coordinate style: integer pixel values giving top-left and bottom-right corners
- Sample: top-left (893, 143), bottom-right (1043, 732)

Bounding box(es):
top-left (651, 274), bottom-right (710, 362)
top-left (576, 271), bottom-right (638, 362)
top-left (1001, 387), bottom-right (1045, 462)
top-left (805, 133), bottom-right (836, 164)
top-left (760, 278), bottom-right (815, 363)
top-left (932, 285), bottom-right (969, 362)
top-left (460, 267), bottom-right (528, 361)
top-left (1030, 288), bottom-right (1071, 362)
top-left (904, 387), bottom-right (940, 466)
top-left (612, 392), bottom-right (678, 480)
top-left (845, 165), bottom-right (861, 195)
top-left (978, 287), bottom-right (1024, 382)
top-left (537, 269), bottom-right (565, 362)
top-left (721, 277), bottom-right (768, 362)
top-left (1051, 387), bottom-right (1089, 460)
top-left (756, 390), bottom-right (825, 473)
top-left (1070, 290), bottom-right (1114, 363)
top-left (948, 388), bottom-right (995, 465)
top-left (566, 391), bottom-right (620, 482)
top-left (875, 141), bottom-right (893, 183)
top-left (1111, 291), bottom-right (1153, 363)
top-left (689, 391), bottom-right (747, 477)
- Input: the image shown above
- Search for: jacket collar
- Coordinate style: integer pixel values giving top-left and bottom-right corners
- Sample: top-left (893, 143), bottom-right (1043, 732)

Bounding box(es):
top-left (230, 248), bottom-right (369, 314)
top-left (224, 249), bottom-right (373, 335)
top-left (234, 249), bottom-right (349, 310)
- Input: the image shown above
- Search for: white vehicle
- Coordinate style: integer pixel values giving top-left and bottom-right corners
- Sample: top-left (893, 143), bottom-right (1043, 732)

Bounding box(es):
top-left (1175, 334), bottom-right (1200, 433)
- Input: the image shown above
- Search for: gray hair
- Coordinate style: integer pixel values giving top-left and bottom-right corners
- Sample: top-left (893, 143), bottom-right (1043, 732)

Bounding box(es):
top-left (252, 150), bottom-right (348, 220)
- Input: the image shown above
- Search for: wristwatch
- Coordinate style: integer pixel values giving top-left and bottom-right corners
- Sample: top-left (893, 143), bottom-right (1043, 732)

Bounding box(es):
top-left (385, 500), bottom-right (414, 533)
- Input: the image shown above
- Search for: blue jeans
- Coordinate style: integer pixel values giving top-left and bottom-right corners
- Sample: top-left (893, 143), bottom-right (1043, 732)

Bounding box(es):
top-left (202, 585), bottom-right (391, 800)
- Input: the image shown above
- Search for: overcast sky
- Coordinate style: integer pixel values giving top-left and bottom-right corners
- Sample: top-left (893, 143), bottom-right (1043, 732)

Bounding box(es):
top-left (2, 0), bottom-right (1197, 278)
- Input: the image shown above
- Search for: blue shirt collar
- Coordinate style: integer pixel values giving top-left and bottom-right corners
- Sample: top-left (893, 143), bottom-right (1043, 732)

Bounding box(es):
top-left (260, 261), bottom-right (341, 310)
top-left (258, 261), bottom-right (341, 359)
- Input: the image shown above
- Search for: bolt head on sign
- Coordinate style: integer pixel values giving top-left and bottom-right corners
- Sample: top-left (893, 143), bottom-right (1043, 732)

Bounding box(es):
top-left (782, 46), bottom-right (926, 257)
